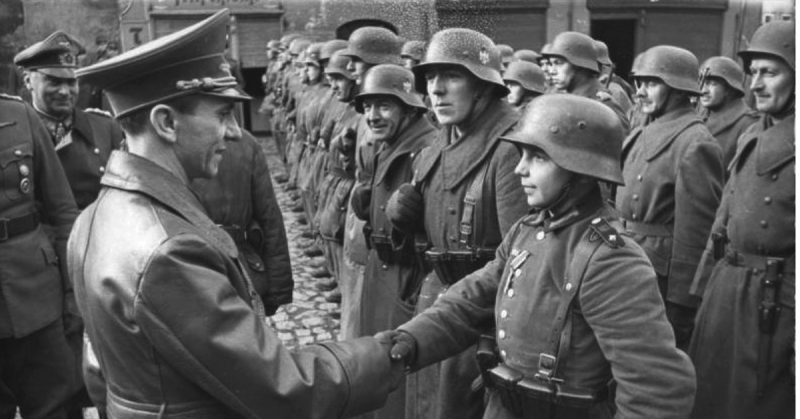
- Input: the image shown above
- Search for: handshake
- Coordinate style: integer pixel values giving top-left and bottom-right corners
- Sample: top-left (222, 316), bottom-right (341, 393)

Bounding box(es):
top-left (374, 329), bottom-right (418, 367)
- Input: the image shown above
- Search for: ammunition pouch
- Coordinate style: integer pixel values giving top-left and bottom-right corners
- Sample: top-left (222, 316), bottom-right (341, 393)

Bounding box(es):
top-left (371, 233), bottom-right (401, 265)
top-left (424, 247), bottom-right (495, 285)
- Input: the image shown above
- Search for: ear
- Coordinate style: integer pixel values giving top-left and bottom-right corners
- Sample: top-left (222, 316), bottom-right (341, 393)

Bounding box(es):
top-left (23, 71), bottom-right (33, 91)
top-left (150, 104), bottom-right (178, 144)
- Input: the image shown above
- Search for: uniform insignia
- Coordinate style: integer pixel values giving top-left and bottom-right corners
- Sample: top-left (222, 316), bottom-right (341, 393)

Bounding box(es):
top-left (588, 217), bottom-right (624, 248)
top-left (85, 108), bottom-right (113, 118)
top-left (58, 52), bottom-right (75, 65)
top-left (403, 80), bottom-right (412, 93)
top-left (19, 178), bottom-right (31, 194)
top-left (595, 90), bottom-right (613, 102)
top-left (479, 48), bottom-right (490, 65)
top-left (0, 93), bottom-right (23, 102)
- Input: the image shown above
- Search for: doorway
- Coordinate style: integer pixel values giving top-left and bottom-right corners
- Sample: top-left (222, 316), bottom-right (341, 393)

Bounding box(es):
top-left (591, 19), bottom-right (637, 81)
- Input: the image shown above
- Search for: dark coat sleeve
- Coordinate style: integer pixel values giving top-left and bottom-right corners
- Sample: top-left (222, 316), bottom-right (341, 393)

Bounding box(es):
top-left (250, 142), bottom-right (293, 308)
top-left (135, 234), bottom-right (399, 419)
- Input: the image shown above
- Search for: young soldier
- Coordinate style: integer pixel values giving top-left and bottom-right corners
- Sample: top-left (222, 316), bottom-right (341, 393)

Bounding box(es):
top-left (503, 60), bottom-right (546, 113)
top-left (386, 28), bottom-right (528, 419)
top-left (71, 10), bottom-right (401, 417)
top-left (697, 56), bottom-right (759, 170)
top-left (380, 94), bottom-right (696, 418)
top-left (617, 45), bottom-right (724, 350)
top-left (689, 21), bottom-right (795, 419)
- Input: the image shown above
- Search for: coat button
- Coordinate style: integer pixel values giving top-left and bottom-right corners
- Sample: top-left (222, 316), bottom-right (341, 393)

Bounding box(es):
top-left (565, 283), bottom-right (573, 291)
top-left (18, 164), bottom-right (30, 176)
top-left (536, 231), bottom-right (545, 240)
top-left (771, 173), bottom-right (778, 181)
top-left (764, 196), bottom-right (772, 204)
top-left (99, 166), bottom-right (105, 173)
top-left (14, 149), bottom-right (22, 157)
top-left (449, 235), bottom-right (456, 242)
top-left (760, 220), bottom-right (768, 228)
top-left (507, 288), bottom-right (515, 298)
top-left (500, 349), bottom-right (507, 359)
top-left (632, 194), bottom-right (639, 201)
top-left (631, 213), bottom-right (638, 220)
top-left (637, 175), bottom-right (643, 181)
top-left (382, 264), bottom-right (388, 270)
top-left (498, 330), bottom-right (506, 339)
top-left (448, 207), bottom-right (456, 215)
top-left (93, 147), bottom-right (100, 155)
top-left (379, 205), bottom-right (385, 211)
top-left (500, 309), bottom-right (508, 319)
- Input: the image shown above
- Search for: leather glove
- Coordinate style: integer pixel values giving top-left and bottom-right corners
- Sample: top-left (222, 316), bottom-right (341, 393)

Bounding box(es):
top-left (665, 301), bottom-right (697, 350)
top-left (385, 183), bottom-right (424, 235)
top-left (350, 183), bottom-right (372, 221)
top-left (374, 329), bottom-right (417, 367)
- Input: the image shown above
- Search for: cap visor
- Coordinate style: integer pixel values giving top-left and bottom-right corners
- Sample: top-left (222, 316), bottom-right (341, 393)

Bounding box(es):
top-left (203, 87), bottom-right (252, 102)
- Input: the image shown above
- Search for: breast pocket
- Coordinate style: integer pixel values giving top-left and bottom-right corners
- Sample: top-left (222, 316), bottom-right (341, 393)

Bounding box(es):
top-left (0, 143), bottom-right (34, 202)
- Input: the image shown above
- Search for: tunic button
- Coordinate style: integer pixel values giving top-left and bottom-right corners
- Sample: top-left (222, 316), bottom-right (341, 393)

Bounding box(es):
top-left (93, 147), bottom-right (100, 155)
top-left (771, 173), bottom-right (779, 181)
top-left (632, 194), bottom-right (639, 201)
top-left (760, 220), bottom-right (768, 228)
top-left (507, 288), bottom-right (515, 298)
top-left (14, 149), bottom-right (22, 157)
top-left (500, 350), bottom-right (507, 359)
top-left (498, 330), bottom-right (506, 339)
top-left (764, 196), bottom-right (772, 204)
top-left (514, 269), bottom-right (521, 277)
top-left (565, 283), bottom-right (573, 291)
top-left (637, 175), bottom-right (643, 182)
top-left (631, 213), bottom-right (638, 220)
top-left (99, 166), bottom-right (105, 173)
top-left (536, 231), bottom-right (545, 240)
top-left (18, 164), bottom-right (30, 176)
top-left (381, 264), bottom-right (388, 270)
top-left (500, 310), bottom-right (508, 319)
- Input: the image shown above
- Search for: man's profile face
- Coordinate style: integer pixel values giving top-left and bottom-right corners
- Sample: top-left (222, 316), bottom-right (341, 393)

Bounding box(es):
top-left (547, 57), bottom-right (576, 92)
top-left (749, 57), bottom-right (794, 115)
top-left (26, 70), bottom-right (78, 117)
top-left (173, 96), bottom-right (242, 180)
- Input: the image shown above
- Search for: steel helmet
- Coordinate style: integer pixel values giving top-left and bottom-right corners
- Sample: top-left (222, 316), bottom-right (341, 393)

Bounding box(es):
top-left (502, 94), bottom-right (625, 185)
top-left (320, 39), bottom-right (349, 61)
top-left (513, 49), bottom-right (541, 63)
top-left (594, 40), bottom-right (612, 67)
top-left (700, 56), bottom-right (745, 95)
top-left (355, 64), bottom-right (426, 113)
top-left (340, 26), bottom-right (402, 65)
top-left (267, 40), bottom-right (281, 51)
top-left (633, 45), bottom-right (701, 95)
top-left (498, 44), bottom-right (514, 64)
top-left (279, 34), bottom-right (302, 51)
top-left (541, 32), bottom-right (600, 73)
top-left (412, 28), bottom-right (508, 95)
top-left (503, 61), bottom-right (546, 94)
top-left (288, 38), bottom-right (312, 56)
top-left (325, 50), bottom-right (354, 80)
top-left (739, 21), bottom-right (795, 72)
top-left (401, 40), bottom-right (426, 61)
top-left (303, 42), bottom-right (325, 67)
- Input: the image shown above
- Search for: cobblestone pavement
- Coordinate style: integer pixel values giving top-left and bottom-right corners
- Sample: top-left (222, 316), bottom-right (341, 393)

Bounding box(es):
top-left (259, 134), bottom-right (343, 348)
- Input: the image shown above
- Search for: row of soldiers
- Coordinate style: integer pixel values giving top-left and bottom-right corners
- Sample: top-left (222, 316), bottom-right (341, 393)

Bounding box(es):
top-left (261, 19), bottom-right (794, 419)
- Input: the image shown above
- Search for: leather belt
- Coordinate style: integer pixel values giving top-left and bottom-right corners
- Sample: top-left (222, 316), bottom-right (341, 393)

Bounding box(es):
top-left (621, 219), bottom-right (672, 237)
top-left (0, 212), bottom-right (40, 242)
top-left (725, 248), bottom-right (795, 274)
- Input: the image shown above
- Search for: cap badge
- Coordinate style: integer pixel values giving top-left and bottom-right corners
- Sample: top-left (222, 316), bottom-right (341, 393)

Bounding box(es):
top-left (58, 52), bottom-right (74, 66)
top-left (479, 48), bottom-right (490, 65)
top-left (403, 80), bottom-right (412, 93)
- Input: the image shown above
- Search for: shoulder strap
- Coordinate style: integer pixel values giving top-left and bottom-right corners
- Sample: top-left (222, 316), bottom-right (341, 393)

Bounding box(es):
top-left (459, 146), bottom-right (495, 248)
top-left (535, 218), bottom-right (621, 383)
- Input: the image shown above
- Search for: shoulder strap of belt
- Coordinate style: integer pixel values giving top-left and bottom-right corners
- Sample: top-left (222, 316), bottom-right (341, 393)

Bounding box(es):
top-left (459, 158), bottom-right (493, 249)
top-left (535, 220), bottom-right (616, 383)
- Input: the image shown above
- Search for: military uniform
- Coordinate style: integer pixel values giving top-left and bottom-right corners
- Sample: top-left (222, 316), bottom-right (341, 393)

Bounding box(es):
top-left (191, 130), bottom-right (293, 314)
top-left (0, 94), bottom-right (79, 418)
top-left (701, 97), bottom-right (759, 171)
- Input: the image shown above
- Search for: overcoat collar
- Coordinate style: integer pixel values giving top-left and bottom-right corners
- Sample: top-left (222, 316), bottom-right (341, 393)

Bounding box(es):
top-left (437, 101), bottom-right (518, 190)
top-left (100, 151), bottom-right (237, 258)
top-left (703, 99), bottom-right (757, 136)
top-left (732, 114), bottom-right (795, 175)
top-left (374, 115), bottom-right (434, 186)
top-left (634, 106), bottom-right (703, 162)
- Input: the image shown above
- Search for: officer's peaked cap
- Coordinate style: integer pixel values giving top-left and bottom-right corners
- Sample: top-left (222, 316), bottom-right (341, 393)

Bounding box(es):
top-left (15, 31), bottom-right (84, 79)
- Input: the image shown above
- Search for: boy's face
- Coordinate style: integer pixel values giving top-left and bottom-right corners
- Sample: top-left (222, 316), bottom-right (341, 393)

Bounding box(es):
top-left (514, 146), bottom-right (572, 208)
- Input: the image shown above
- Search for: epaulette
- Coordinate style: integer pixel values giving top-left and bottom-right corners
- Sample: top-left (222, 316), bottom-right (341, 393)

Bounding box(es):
top-left (588, 217), bottom-right (624, 249)
top-left (0, 93), bottom-right (23, 102)
top-left (85, 108), bottom-right (113, 118)
top-left (595, 90), bottom-right (613, 102)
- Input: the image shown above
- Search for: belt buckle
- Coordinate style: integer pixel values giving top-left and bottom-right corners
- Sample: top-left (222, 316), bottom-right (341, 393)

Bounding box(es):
top-left (534, 353), bottom-right (562, 383)
top-left (0, 218), bottom-right (8, 241)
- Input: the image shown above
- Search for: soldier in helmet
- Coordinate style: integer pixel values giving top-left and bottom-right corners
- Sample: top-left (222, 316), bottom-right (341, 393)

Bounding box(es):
top-left (401, 40), bottom-right (426, 70)
top-left (497, 44), bottom-right (514, 72)
top-left (385, 27), bottom-right (528, 419)
top-left (503, 60), bottom-right (546, 113)
top-left (540, 32), bottom-right (629, 131)
top-left (616, 45), bottom-right (724, 350)
top-left (511, 49), bottom-right (541, 64)
top-left (538, 43), bottom-right (557, 92)
top-left (351, 63), bottom-right (436, 419)
top-left (689, 21), bottom-right (795, 419)
top-left (379, 94), bottom-right (696, 419)
top-left (697, 56), bottom-right (759, 170)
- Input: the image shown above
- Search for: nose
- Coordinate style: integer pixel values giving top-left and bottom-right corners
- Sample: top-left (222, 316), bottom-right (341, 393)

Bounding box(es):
top-left (634, 81), bottom-right (647, 99)
top-left (57, 82), bottom-right (72, 95)
top-left (224, 114), bottom-right (242, 142)
top-left (346, 60), bottom-right (356, 72)
top-left (513, 156), bottom-right (528, 177)
top-left (750, 73), bottom-right (763, 91)
top-left (365, 106), bottom-right (380, 122)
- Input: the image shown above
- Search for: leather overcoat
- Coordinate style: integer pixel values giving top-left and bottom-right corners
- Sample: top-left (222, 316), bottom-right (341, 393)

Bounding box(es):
top-left (69, 151), bottom-right (397, 419)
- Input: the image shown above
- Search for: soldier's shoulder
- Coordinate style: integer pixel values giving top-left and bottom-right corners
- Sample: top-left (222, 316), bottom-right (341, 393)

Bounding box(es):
top-left (594, 89), bottom-right (614, 102)
top-left (84, 108), bottom-right (114, 118)
top-left (586, 216), bottom-right (625, 249)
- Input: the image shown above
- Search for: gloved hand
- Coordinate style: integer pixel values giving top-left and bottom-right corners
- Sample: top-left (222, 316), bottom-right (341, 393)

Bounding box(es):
top-left (665, 302), bottom-right (697, 350)
top-left (385, 183), bottom-right (424, 235)
top-left (374, 329), bottom-right (417, 366)
top-left (350, 183), bottom-right (372, 221)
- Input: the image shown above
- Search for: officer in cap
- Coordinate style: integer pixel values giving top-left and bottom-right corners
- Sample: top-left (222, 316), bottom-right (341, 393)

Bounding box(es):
top-left (385, 27), bottom-right (528, 419)
top-left (697, 56), bottom-right (759, 170)
top-left (351, 63), bottom-right (436, 419)
top-left (616, 45), bottom-right (724, 350)
top-left (503, 60), bottom-right (546, 112)
top-left (540, 32), bottom-right (629, 130)
top-left (689, 20), bottom-right (795, 419)
top-left (0, 87), bottom-right (79, 419)
top-left (71, 10), bottom-right (402, 417)
top-left (379, 94), bottom-right (695, 419)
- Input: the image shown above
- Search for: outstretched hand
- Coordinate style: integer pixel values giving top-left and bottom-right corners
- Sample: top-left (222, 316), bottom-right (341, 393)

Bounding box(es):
top-left (374, 329), bottom-right (417, 366)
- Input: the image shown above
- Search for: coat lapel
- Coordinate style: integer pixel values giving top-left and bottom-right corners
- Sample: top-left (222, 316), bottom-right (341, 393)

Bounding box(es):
top-left (704, 99), bottom-right (757, 136)
top-left (374, 116), bottom-right (435, 186)
top-left (642, 107), bottom-right (703, 161)
top-left (755, 114), bottom-right (795, 175)
top-left (70, 109), bottom-right (98, 148)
